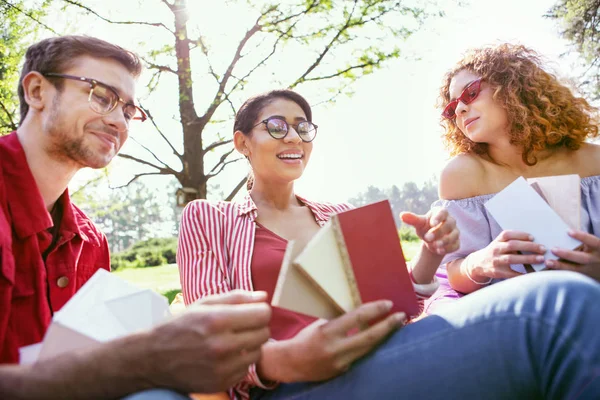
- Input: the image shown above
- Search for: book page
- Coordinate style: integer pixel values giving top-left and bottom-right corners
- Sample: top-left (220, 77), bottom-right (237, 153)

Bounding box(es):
top-left (272, 240), bottom-right (342, 319)
top-left (485, 177), bottom-right (582, 271)
top-left (527, 174), bottom-right (581, 230)
top-left (293, 221), bottom-right (359, 313)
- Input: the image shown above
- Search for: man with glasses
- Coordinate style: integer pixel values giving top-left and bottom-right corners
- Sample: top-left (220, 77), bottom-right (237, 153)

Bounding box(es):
top-left (0, 35), bottom-right (270, 399)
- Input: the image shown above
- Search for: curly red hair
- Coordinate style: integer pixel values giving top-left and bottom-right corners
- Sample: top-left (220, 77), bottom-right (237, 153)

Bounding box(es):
top-left (438, 43), bottom-right (599, 165)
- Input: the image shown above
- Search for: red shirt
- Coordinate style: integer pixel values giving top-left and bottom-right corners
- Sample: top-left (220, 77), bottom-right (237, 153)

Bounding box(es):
top-left (0, 132), bottom-right (110, 364)
top-left (250, 223), bottom-right (317, 341)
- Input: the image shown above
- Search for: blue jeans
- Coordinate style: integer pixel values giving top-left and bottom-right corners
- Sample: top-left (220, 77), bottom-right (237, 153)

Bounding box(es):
top-left (121, 389), bottom-right (190, 399)
top-left (251, 271), bottom-right (600, 400)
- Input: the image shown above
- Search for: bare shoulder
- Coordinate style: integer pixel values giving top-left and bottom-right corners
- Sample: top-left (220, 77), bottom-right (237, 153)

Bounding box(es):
top-left (439, 154), bottom-right (487, 200)
top-left (577, 143), bottom-right (600, 176)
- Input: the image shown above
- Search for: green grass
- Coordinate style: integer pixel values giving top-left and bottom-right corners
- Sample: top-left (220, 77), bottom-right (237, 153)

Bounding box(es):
top-left (114, 241), bottom-right (422, 303)
top-left (113, 263), bottom-right (181, 301)
top-left (401, 241), bottom-right (420, 261)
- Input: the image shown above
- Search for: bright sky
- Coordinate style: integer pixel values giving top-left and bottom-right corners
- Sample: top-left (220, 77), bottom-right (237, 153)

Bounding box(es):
top-left (56, 0), bottom-right (579, 204)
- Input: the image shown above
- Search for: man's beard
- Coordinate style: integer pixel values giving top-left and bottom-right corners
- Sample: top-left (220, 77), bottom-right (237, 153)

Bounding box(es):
top-left (45, 95), bottom-right (114, 169)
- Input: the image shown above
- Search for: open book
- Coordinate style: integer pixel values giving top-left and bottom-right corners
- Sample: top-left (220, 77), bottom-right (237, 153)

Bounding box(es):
top-left (484, 175), bottom-right (583, 272)
top-left (272, 200), bottom-right (419, 320)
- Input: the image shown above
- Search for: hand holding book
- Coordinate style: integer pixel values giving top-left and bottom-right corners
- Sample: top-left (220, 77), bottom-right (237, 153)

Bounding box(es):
top-left (459, 230), bottom-right (546, 283)
top-left (257, 300), bottom-right (406, 383)
top-left (546, 229), bottom-right (600, 281)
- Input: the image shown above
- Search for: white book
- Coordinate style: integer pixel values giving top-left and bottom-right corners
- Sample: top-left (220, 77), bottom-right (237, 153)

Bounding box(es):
top-left (485, 177), bottom-right (582, 272)
top-left (20, 269), bottom-right (171, 364)
top-left (527, 174), bottom-right (581, 230)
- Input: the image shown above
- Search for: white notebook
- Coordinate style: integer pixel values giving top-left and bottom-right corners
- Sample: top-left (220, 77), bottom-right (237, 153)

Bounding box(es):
top-left (484, 177), bottom-right (582, 272)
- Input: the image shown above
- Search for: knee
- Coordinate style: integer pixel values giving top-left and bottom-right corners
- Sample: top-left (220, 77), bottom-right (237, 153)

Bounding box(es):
top-left (535, 270), bottom-right (597, 291)
top-left (520, 270), bottom-right (599, 308)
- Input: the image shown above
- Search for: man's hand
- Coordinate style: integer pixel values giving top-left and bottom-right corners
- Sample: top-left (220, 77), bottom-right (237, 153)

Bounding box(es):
top-left (144, 290), bottom-right (271, 394)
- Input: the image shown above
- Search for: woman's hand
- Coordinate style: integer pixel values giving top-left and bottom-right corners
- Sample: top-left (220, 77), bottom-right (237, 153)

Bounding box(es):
top-left (260, 300), bottom-right (405, 383)
top-left (547, 230), bottom-right (600, 281)
top-left (465, 230), bottom-right (546, 281)
top-left (400, 208), bottom-right (460, 256)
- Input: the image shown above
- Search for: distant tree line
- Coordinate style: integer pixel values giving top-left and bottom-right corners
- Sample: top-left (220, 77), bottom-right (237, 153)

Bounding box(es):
top-left (348, 178), bottom-right (439, 227)
top-left (72, 178), bottom-right (180, 253)
top-left (74, 177), bottom-right (438, 253)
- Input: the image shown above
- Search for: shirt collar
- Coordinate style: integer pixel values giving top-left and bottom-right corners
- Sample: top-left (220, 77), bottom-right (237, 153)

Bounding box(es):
top-left (238, 193), bottom-right (258, 220)
top-left (237, 192), bottom-right (329, 225)
top-left (0, 132), bottom-right (92, 243)
top-left (295, 194), bottom-right (331, 225)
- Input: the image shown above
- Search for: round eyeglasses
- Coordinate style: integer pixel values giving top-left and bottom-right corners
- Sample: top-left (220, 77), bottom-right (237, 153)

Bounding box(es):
top-left (43, 73), bottom-right (147, 122)
top-left (253, 117), bottom-right (318, 142)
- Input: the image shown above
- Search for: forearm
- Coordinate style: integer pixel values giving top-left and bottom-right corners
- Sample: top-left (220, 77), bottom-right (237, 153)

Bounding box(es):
top-left (256, 340), bottom-right (297, 384)
top-left (447, 256), bottom-right (489, 294)
top-left (409, 243), bottom-right (443, 284)
top-left (0, 332), bottom-right (155, 400)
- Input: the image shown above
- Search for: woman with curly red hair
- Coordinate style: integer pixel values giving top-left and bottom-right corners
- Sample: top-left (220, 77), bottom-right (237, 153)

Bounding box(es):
top-left (425, 43), bottom-right (600, 312)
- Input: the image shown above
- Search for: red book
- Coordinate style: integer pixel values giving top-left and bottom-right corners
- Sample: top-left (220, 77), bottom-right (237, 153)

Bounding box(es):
top-left (272, 200), bottom-right (419, 319)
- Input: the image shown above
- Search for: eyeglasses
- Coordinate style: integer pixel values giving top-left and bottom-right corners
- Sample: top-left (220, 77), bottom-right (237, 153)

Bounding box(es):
top-left (43, 73), bottom-right (147, 122)
top-left (442, 78), bottom-right (482, 119)
top-left (253, 117), bottom-right (318, 142)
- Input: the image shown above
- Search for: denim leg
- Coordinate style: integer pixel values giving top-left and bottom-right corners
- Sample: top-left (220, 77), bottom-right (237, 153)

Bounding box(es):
top-left (252, 271), bottom-right (600, 400)
top-left (121, 389), bottom-right (191, 400)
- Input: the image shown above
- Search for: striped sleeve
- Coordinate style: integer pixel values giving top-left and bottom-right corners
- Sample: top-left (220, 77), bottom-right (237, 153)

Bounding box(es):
top-left (177, 200), bottom-right (230, 304)
top-left (177, 200), bottom-right (276, 400)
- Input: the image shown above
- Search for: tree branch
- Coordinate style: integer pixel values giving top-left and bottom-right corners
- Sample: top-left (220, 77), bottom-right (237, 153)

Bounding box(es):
top-left (296, 61), bottom-right (380, 84)
top-left (70, 172), bottom-right (106, 197)
top-left (0, 0), bottom-right (59, 34)
top-left (110, 172), bottom-right (165, 189)
top-left (160, 0), bottom-right (174, 11)
top-left (311, 80), bottom-right (353, 107)
top-left (117, 153), bottom-right (173, 174)
top-left (268, 1), bottom-right (318, 26)
top-left (0, 99), bottom-right (18, 131)
top-left (128, 136), bottom-right (178, 173)
top-left (188, 36), bottom-right (221, 84)
top-left (200, 5), bottom-right (285, 122)
top-left (141, 56), bottom-right (177, 74)
top-left (201, 21), bottom-right (262, 122)
top-left (226, 22), bottom-right (297, 97)
top-left (208, 148), bottom-right (235, 175)
top-left (207, 155), bottom-right (243, 179)
top-left (203, 139), bottom-right (233, 154)
top-left (61, 0), bottom-right (174, 34)
top-left (225, 176), bottom-right (248, 201)
top-left (290, 0), bottom-right (360, 87)
top-left (142, 106), bottom-right (183, 161)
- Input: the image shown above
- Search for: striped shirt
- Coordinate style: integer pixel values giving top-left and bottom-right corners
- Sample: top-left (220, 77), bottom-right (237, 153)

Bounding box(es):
top-left (177, 193), bottom-right (438, 400)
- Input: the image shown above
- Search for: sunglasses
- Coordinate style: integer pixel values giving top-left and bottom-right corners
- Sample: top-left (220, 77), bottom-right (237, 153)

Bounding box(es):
top-left (442, 78), bottom-right (482, 119)
top-left (253, 117), bottom-right (318, 142)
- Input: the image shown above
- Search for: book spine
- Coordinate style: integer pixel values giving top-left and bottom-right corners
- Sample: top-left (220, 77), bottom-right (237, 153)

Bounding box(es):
top-left (331, 216), bottom-right (362, 309)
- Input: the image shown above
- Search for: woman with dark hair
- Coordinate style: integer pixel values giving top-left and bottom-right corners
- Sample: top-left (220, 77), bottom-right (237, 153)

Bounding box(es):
top-left (177, 89), bottom-right (600, 400)
top-left (425, 43), bottom-right (600, 312)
